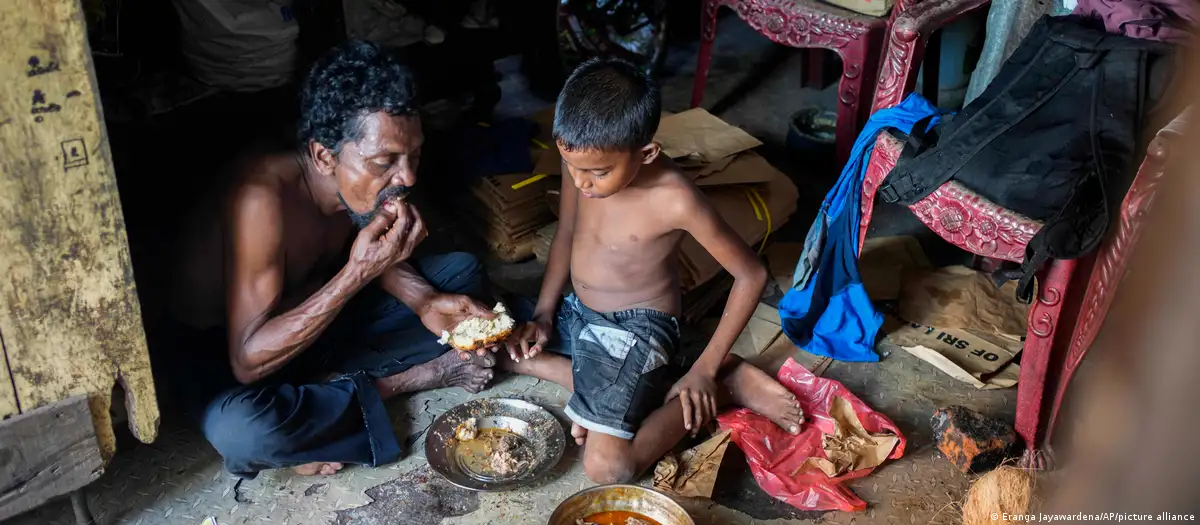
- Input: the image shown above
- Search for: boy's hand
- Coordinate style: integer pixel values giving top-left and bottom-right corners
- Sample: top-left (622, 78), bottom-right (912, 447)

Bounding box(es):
top-left (503, 317), bottom-right (552, 362)
top-left (666, 369), bottom-right (720, 435)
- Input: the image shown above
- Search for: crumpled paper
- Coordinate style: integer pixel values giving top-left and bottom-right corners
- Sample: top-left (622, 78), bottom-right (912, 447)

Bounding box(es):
top-left (799, 396), bottom-right (900, 477)
top-left (653, 430), bottom-right (733, 498)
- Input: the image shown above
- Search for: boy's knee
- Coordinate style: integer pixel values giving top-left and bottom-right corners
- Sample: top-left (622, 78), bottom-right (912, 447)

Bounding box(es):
top-left (583, 451), bottom-right (638, 485)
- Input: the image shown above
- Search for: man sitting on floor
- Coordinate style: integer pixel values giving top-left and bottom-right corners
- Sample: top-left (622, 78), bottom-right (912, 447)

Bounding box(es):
top-left (160, 40), bottom-right (498, 478)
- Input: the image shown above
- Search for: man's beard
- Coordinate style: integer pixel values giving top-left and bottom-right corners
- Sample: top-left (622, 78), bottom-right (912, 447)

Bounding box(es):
top-left (339, 185), bottom-right (410, 230)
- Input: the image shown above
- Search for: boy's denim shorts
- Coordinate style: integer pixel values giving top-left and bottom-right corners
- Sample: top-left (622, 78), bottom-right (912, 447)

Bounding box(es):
top-left (548, 295), bottom-right (681, 440)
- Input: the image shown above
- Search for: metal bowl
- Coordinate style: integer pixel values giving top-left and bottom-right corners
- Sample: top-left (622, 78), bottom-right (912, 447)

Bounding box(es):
top-left (547, 484), bottom-right (695, 525)
top-left (425, 397), bottom-right (566, 491)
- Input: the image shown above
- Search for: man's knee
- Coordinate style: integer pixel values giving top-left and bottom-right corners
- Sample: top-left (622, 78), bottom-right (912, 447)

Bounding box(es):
top-left (582, 448), bottom-right (638, 485)
top-left (202, 391), bottom-right (290, 461)
top-left (421, 252), bottom-right (484, 295)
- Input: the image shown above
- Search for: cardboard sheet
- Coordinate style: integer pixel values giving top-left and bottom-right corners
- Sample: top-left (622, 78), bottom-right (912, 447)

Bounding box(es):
top-left (653, 430), bottom-right (733, 498)
top-left (729, 303), bottom-right (784, 360)
top-left (679, 166), bottom-right (799, 290)
top-left (655, 108), bottom-right (763, 164)
top-left (693, 151), bottom-right (777, 187)
top-left (764, 241), bottom-right (804, 291)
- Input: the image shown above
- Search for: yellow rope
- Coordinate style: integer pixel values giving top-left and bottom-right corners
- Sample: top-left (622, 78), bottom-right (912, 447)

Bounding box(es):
top-left (744, 188), bottom-right (772, 254)
top-left (510, 173), bottom-right (548, 190)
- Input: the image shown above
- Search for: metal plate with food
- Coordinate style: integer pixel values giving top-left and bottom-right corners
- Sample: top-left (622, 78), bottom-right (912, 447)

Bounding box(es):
top-left (425, 397), bottom-right (566, 491)
top-left (548, 484), bottom-right (695, 525)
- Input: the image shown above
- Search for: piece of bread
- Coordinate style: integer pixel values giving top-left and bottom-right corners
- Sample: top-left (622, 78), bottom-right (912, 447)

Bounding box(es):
top-left (437, 302), bottom-right (515, 351)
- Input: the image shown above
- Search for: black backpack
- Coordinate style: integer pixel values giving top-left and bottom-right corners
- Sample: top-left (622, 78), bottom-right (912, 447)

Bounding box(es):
top-left (875, 15), bottom-right (1172, 301)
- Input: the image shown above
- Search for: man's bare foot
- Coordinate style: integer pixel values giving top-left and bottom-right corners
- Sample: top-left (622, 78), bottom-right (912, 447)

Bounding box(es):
top-left (376, 350), bottom-right (496, 398)
top-left (571, 422), bottom-right (588, 446)
top-left (435, 350), bottom-right (495, 393)
top-left (724, 362), bottom-right (804, 434)
top-left (292, 462), bottom-right (344, 476)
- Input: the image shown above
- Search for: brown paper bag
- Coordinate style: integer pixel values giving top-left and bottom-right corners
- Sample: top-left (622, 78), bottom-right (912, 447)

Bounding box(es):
top-left (653, 430), bottom-right (732, 498)
top-left (887, 315), bottom-right (1023, 389)
top-left (859, 236), bottom-right (932, 301)
top-left (798, 396), bottom-right (900, 477)
top-left (898, 265), bottom-right (1029, 337)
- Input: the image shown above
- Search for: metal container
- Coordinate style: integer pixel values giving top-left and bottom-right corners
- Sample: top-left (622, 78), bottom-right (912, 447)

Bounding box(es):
top-left (547, 484), bottom-right (695, 525)
top-left (425, 397), bottom-right (566, 492)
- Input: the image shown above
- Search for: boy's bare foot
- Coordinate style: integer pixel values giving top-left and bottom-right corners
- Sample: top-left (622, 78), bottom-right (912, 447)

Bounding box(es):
top-left (724, 362), bottom-right (804, 434)
top-left (571, 422), bottom-right (588, 446)
top-left (292, 462), bottom-right (344, 476)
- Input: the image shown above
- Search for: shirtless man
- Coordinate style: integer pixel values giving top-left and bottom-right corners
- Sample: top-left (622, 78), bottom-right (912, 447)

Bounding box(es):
top-left (162, 40), bottom-right (497, 478)
top-left (488, 58), bottom-right (805, 484)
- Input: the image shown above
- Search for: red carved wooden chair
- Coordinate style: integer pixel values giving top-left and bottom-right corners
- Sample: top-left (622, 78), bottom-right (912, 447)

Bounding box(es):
top-left (859, 5), bottom-right (1186, 467)
top-left (690, 0), bottom-right (982, 165)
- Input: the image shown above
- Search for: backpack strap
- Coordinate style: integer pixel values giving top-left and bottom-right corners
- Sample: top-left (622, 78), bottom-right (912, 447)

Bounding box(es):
top-left (878, 114), bottom-right (939, 203)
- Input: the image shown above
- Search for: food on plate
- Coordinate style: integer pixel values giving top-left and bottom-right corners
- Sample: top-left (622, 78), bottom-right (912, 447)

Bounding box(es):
top-left (488, 432), bottom-right (526, 476)
top-left (437, 302), bottom-right (515, 351)
top-left (455, 417), bottom-right (478, 441)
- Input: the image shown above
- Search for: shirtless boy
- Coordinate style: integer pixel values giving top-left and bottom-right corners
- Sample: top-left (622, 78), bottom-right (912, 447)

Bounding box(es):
top-left (497, 58), bottom-right (804, 484)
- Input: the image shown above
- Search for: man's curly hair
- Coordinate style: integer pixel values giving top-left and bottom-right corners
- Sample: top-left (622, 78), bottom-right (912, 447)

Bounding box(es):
top-left (297, 40), bottom-right (419, 154)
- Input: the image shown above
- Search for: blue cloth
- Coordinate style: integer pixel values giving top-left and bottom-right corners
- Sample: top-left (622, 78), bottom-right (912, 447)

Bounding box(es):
top-left (153, 252), bottom-right (485, 478)
top-left (779, 94), bottom-right (942, 362)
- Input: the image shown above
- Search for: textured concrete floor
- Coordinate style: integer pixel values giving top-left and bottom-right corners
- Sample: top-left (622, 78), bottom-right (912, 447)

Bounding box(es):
top-left (12, 13), bottom-right (1021, 525)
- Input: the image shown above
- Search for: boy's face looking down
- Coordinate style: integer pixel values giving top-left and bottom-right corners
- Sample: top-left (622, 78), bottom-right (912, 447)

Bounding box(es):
top-left (558, 142), bottom-right (661, 199)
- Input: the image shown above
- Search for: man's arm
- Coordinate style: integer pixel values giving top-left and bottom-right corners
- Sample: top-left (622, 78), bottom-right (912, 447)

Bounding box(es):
top-left (377, 262), bottom-right (437, 313)
top-left (534, 172), bottom-right (580, 319)
top-left (674, 183), bottom-right (769, 375)
top-left (224, 181), bottom-right (367, 384)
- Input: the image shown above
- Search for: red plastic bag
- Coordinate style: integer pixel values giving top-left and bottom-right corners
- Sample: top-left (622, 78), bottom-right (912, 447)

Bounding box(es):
top-left (717, 358), bottom-right (906, 512)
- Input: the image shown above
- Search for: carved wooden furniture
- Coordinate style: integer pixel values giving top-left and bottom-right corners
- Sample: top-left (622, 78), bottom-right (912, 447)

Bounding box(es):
top-left (690, 0), bottom-right (985, 165)
top-left (858, 4), bottom-right (1181, 467)
top-left (0, 0), bottom-right (160, 522)
top-left (692, 0), bottom-right (887, 165)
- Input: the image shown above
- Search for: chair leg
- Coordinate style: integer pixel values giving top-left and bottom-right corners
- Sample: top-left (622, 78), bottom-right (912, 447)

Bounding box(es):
top-left (691, 0), bottom-right (719, 108)
top-left (1042, 134), bottom-right (1173, 447)
top-left (921, 30), bottom-right (942, 106)
top-left (1015, 259), bottom-right (1077, 470)
top-left (834, 33), bottom-right (878, 166)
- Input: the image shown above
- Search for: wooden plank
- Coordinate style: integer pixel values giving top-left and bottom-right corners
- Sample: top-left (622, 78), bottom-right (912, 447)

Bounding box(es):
top-left (0, 395), bottom-right (102, 522)
top-left (0, 330), bottom-right (18, 419)
top-left (0, 0), bottom-right (159, 457)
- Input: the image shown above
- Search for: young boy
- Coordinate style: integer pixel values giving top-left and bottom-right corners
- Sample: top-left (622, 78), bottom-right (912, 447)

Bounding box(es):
top-left (498, 58), bottom-right (803, 484)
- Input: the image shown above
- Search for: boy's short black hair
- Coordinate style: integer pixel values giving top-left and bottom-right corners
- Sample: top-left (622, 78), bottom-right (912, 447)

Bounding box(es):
top-left (297, 40), bottom-right (419, 154)
top-left (553, 58), bottom-right (661, 152)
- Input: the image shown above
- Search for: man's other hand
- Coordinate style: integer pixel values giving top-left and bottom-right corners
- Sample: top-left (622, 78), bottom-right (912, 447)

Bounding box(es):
top-left (420, 294), bottom-right (497, 356)
top-left (349, 200), bottom-right (426, 282)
